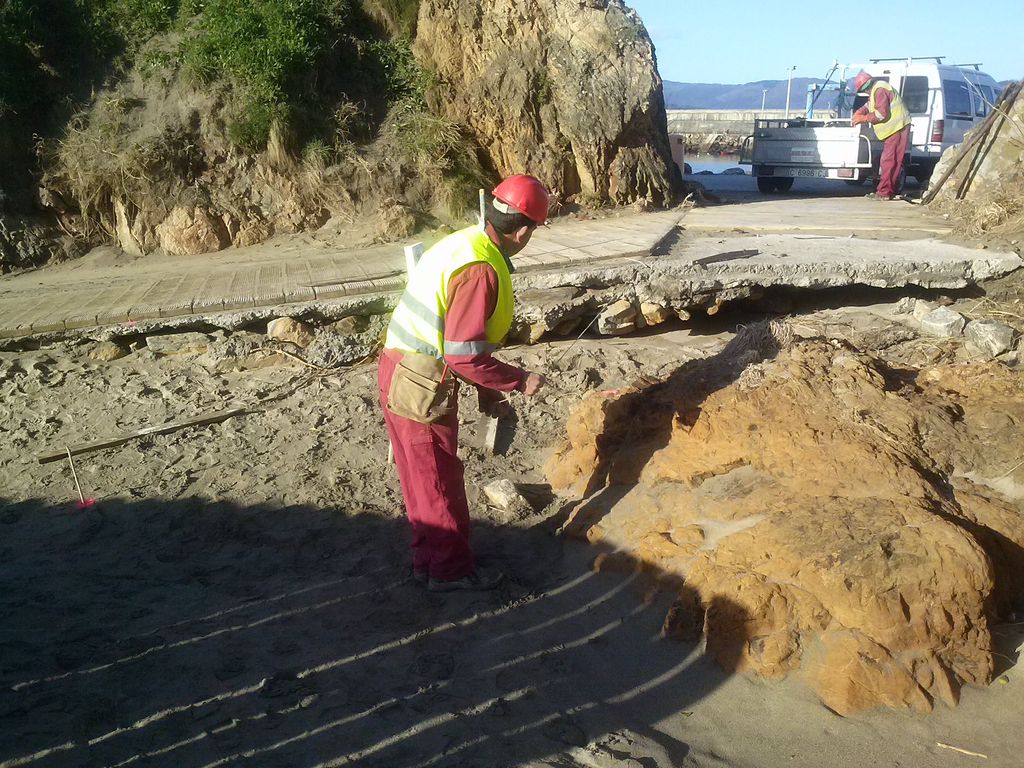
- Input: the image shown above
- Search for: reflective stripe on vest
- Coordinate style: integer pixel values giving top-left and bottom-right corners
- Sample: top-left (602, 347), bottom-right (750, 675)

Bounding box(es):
top-left (384, 226), bottom-right (514, 359)
top-left (868, 81), bottom-right (911, 140)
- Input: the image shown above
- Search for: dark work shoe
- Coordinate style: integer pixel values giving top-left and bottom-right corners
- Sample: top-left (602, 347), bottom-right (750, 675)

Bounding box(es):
top-left (427, 569), bottom-right (504, 593)
top-left (411, 568), bottom-right (429, 585)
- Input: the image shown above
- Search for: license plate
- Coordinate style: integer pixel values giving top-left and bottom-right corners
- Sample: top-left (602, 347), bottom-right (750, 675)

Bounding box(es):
top-left (786, 168), bottom-right (827, 178)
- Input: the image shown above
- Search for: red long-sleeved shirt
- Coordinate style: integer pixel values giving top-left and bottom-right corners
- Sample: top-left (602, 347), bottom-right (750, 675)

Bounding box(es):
top-left (442, 263), bottom-right (525, 392)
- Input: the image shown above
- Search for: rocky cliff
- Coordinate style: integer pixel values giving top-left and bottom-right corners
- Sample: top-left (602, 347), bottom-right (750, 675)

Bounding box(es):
top-left (414, 0), bottom-right (679, 207)
top-left (1, 0), bottom-right (681, 271)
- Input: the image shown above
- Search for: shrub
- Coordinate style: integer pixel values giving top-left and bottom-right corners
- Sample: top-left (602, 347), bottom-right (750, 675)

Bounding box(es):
top-left (359, 0), bottom-right (421, 39)
top-left (100, 0), bottom-right (181, 51)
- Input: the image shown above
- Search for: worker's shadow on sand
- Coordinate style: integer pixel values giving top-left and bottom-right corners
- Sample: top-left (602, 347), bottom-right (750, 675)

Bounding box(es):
top-left (558, 321), bottom-right (788, 534)
top-left (0, 495), bottom-right (751, 768)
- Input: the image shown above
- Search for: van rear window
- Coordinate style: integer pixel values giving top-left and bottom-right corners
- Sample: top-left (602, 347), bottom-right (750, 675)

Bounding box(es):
top-left (900, 76), bottom-right (929, 114)
top-left (943, 81), bottom-right (973, 118)
top-left (973, 85), bottom-right (996, 117)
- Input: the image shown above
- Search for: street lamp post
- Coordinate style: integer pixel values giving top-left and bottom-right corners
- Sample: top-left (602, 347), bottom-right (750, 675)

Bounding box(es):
top-left (784, 66), bottom-right (796, 120)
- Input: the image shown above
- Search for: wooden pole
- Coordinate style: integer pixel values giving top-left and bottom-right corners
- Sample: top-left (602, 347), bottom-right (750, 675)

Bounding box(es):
top-left (923, 81), bottom-right (1022, 205)
top-left (37, 406), bottom-right (249, 464)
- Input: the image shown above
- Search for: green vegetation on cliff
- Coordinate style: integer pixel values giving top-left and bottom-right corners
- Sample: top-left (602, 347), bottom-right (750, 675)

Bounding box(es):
top-left (1, 0), bottom-right (429, 203)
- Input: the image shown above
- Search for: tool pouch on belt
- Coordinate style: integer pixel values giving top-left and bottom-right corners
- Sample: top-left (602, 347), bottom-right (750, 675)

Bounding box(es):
top-left (387, 352), bottom-right (455, 424)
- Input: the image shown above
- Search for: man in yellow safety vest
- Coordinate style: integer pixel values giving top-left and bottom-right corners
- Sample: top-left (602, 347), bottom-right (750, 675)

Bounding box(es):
top-left (851, 71), bottom-right (911, 200)
top-left (377, 175), bottom-right (549, 592)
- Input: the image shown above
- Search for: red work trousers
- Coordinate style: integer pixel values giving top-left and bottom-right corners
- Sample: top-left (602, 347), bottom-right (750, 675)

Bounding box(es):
top-left (377, 351), bottom-right (475, 580)
top-left (876, 125), bottom-right (910, 199)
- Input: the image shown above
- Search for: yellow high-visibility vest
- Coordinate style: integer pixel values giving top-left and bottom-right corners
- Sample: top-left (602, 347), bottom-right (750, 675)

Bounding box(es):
top-left (868, 81), bottom-right (911, 140)
top-left (384, 226), bottom-right (514, 359)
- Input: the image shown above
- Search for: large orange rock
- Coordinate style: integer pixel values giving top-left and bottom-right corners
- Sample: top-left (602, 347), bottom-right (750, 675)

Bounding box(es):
top-left (546, 334), bottom-right (1024, 714)
top-left (156, 206), bottom-right (230, 256)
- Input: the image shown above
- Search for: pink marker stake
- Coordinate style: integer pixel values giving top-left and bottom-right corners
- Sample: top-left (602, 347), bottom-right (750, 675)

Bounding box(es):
top-left (66, 447), bottom-right (96, 509)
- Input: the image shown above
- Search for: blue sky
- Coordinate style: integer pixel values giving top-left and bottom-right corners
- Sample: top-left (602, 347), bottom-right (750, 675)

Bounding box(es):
top-left (628, 0), bottom-right (1022, 84)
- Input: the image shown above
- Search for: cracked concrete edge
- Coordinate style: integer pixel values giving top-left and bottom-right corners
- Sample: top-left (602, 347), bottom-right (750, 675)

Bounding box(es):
top-left (0, 219), bottom-right (685, 346)
top-left (2, 245), bottom-right (1019, 350)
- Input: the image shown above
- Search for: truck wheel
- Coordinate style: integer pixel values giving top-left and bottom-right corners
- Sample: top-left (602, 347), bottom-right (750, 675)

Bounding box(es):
top-left (776, 177), bottom-right (794, 192)
top-left (757, 177), bottom-right (777, 193)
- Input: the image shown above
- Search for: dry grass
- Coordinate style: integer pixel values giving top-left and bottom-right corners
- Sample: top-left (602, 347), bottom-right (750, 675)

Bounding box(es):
top-left (42, 110), bottom-right (188, 239)
top-left (949, 191), bottom-right (1024, 236)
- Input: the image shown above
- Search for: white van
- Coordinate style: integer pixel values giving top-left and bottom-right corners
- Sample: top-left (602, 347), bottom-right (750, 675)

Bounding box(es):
top-left (849, 58), bottom-right (1002, 184)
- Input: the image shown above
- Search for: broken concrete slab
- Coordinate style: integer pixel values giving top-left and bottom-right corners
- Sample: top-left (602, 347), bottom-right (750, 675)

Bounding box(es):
top-left (2, 231), bottom-right (1019, 351)
top-left (920, 306), bottom-right (967, 338)
top-left (965, 319), bottom-right (1017, 358)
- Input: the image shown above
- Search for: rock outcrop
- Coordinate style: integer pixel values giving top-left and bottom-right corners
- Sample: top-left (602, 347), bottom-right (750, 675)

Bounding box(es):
top-left (414, 0), bottom-right (679, 206)
top-left (930, 82), bottom-right (1023, 233)
top-left (546, 328), bottom-right (1024, 714)
top-left (0, 215), bottom-right (84, 273)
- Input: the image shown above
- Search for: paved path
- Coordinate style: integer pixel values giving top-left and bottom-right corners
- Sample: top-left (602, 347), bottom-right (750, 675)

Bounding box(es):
top-left (681, 195), bottom-right (952, 236)
top-left (0, 211), bottom-right (683, 339)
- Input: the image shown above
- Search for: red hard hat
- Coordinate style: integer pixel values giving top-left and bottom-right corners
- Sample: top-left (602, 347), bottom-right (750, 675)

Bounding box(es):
top-left (853, 71), bottom-right (872, 93)
top-left (492, 175), bottom-right (550, 225)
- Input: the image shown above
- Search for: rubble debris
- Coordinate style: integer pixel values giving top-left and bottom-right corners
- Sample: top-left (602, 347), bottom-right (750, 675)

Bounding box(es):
top-left (198, 331), bottom-right (288, 372)
top-left (639, 302), bottom-right (673, 328)
top-left (332, 316), bottom-right (370, 335)
top-left (87, 341), bottom-right (128, 362)
top-left (894, 297), bottom-right (916, 315)
top-left (913, 299), bottom-right (938, 321)
top-left (483, 479), bottom-right (533, 521)
top-left (598, 300), bottom-right (638, 336)
top-left (965, 319), bottom-right (1016, 359)
top-left (919, 306), bottom-right (966, 338)
top-left (267, 317), bottom-right (315, 349)
top-left (303, 316), bottom-right (387, 368)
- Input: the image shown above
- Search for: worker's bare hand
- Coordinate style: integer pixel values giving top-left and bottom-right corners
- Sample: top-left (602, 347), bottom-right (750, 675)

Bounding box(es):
top-left (520, 371), bottom-right (545, 396)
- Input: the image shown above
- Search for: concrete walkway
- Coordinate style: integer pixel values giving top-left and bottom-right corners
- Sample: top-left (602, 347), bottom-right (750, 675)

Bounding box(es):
top-left (0, 211), bottom-right (683, 339)
top-left (682, 194), bottom-right (952, 236)
top-left (2, 191), bottom-right (1015, 342)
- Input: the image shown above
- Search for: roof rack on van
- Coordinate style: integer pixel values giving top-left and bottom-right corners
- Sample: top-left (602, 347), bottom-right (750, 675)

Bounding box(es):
top-left (868, 56), bottom-right (944, 64)
top-left (951, 63), bottom-right (983, 70)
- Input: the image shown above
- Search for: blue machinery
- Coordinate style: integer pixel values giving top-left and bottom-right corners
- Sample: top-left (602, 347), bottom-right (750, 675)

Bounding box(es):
top-left (803, 62), bottom-right (855, 120)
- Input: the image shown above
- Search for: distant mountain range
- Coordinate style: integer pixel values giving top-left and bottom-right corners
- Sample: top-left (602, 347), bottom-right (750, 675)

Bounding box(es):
top-left (663, 79), bottom-right (826, 110)
top-left (663, 78), bottom-right (1018, 110)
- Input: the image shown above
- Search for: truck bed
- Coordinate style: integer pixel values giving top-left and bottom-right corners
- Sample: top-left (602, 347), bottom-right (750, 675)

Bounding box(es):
top-left (740, 119), bottom-right (883, 187)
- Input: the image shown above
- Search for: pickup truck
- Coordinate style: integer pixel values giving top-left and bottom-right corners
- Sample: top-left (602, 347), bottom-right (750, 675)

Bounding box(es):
top-left (739, 118), bottom-right (883, 193)
top-left (739, 58), bottom-right (1002, 193)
